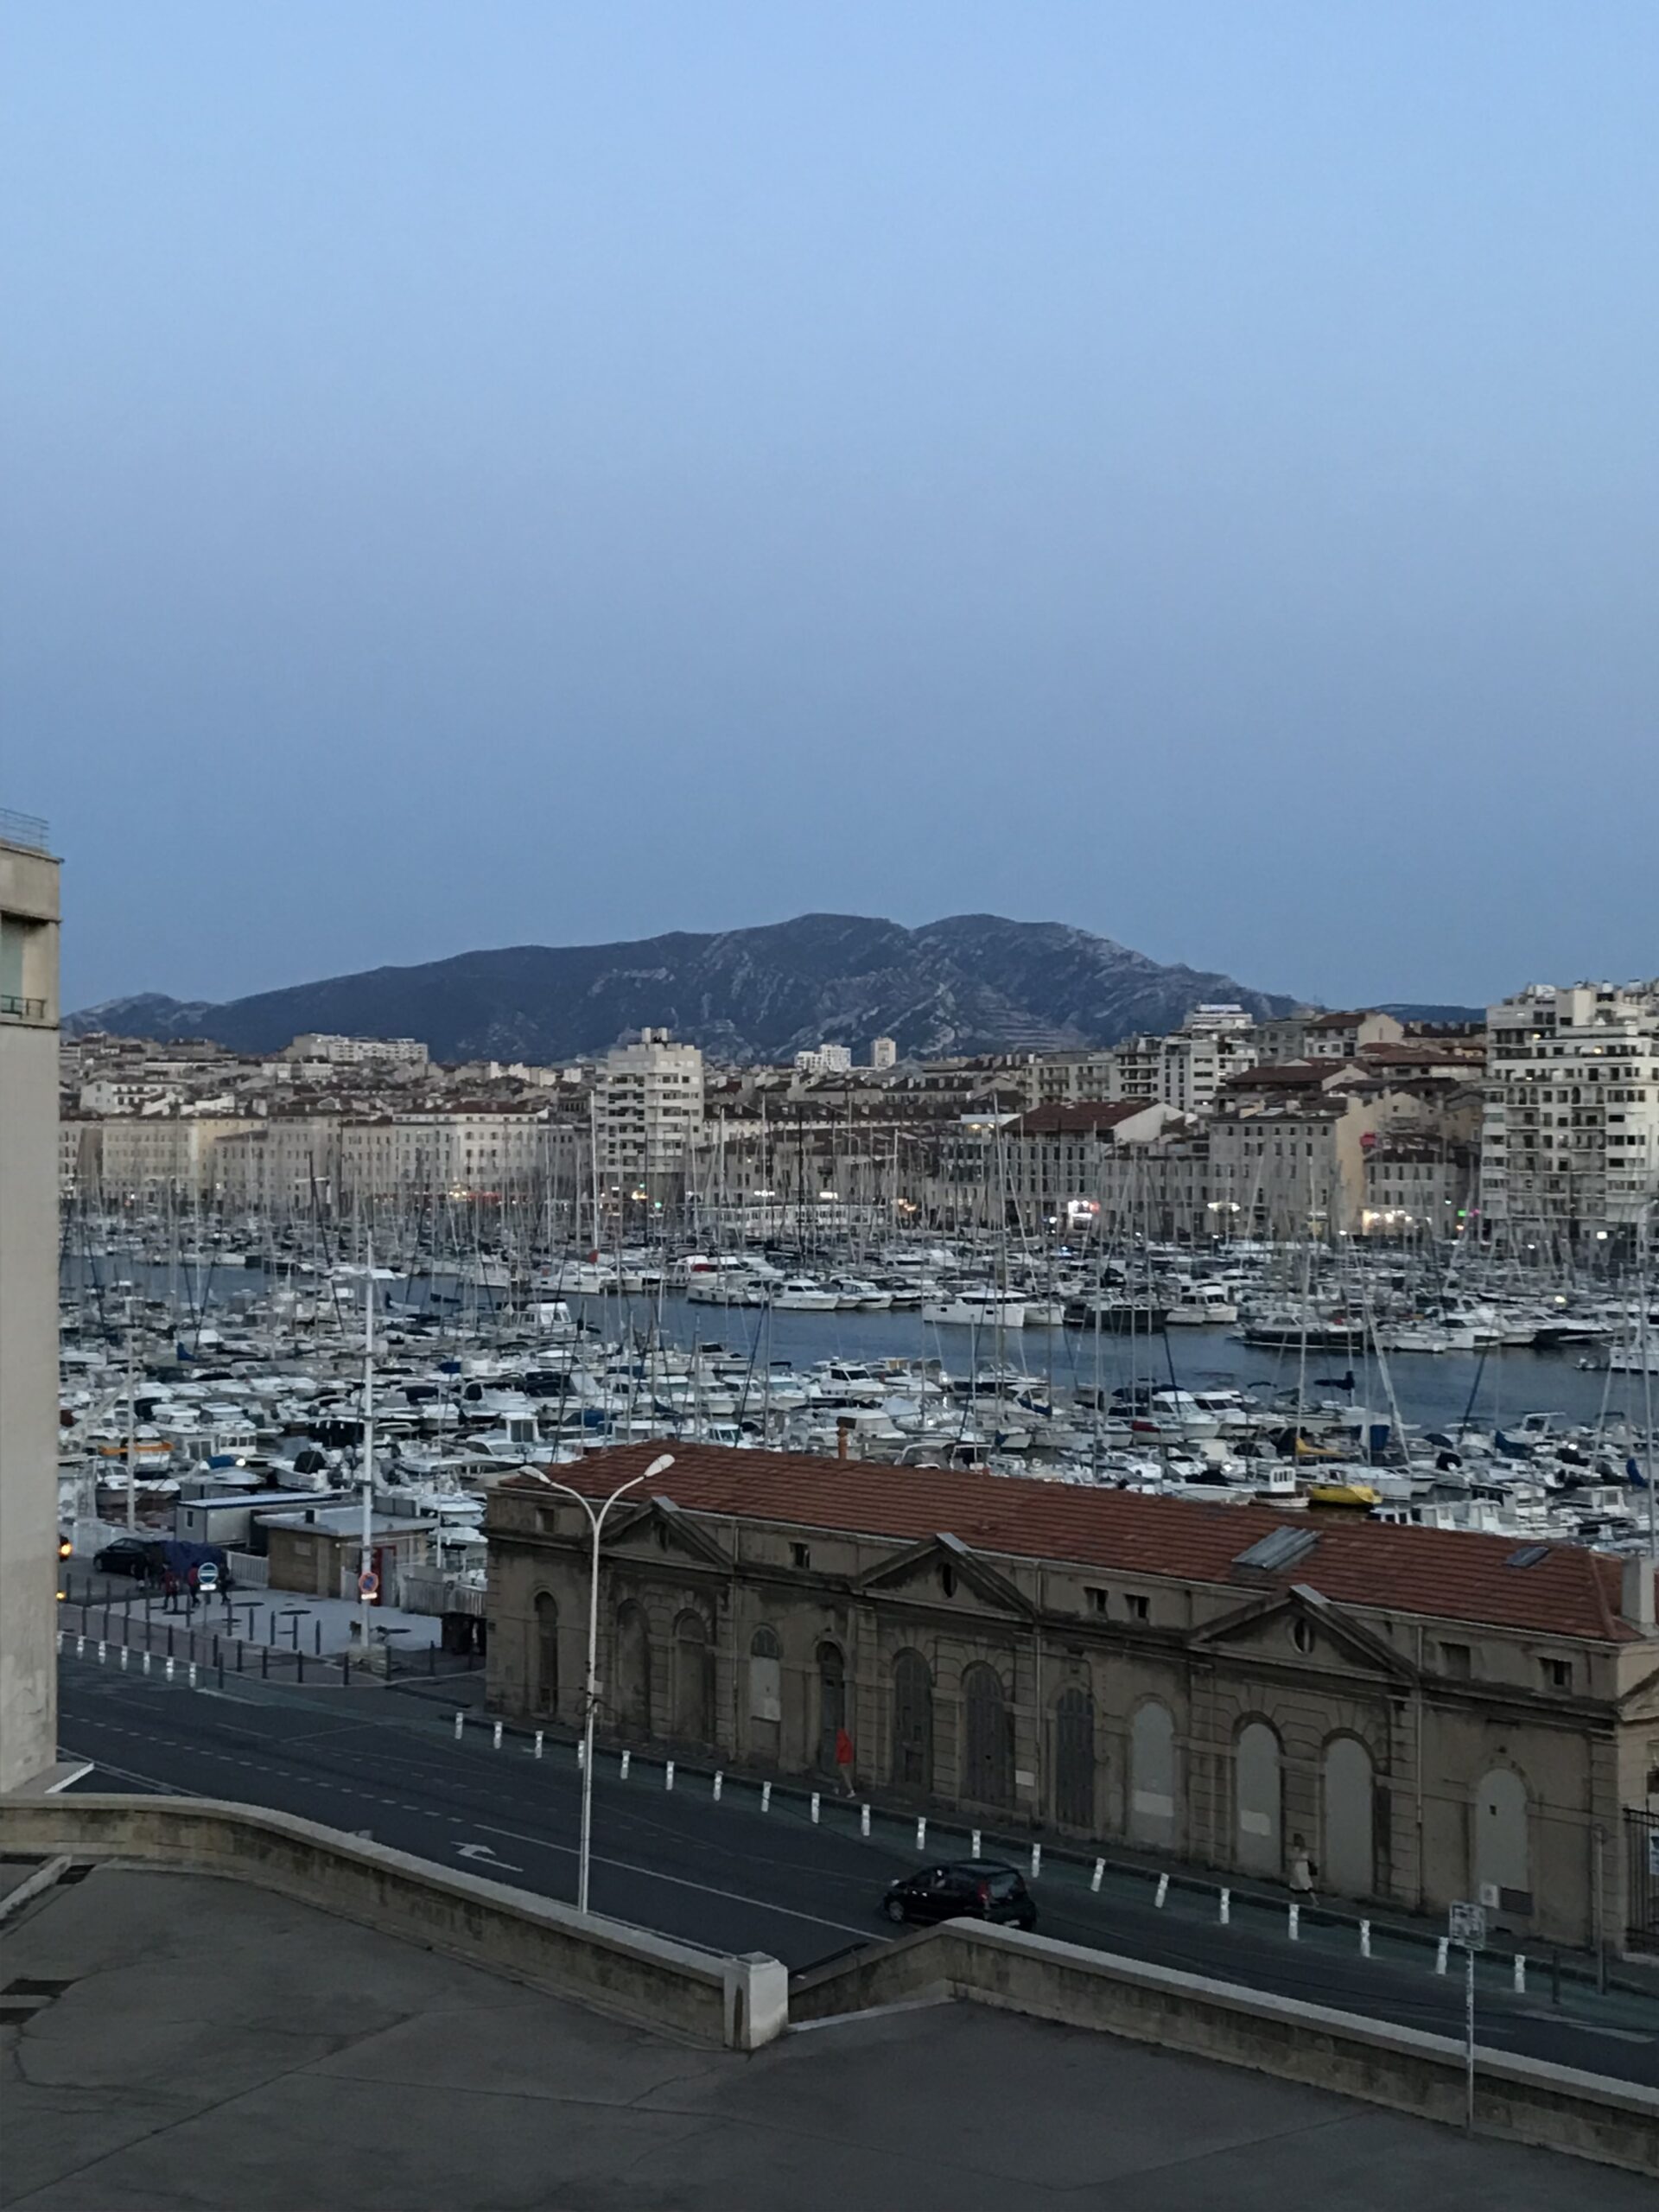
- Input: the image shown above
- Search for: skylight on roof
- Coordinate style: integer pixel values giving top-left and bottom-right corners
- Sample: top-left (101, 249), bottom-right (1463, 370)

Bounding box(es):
top-left (1505, 1543), bottom-right (1550, 1569)
top-left (1234, 1526), bottom-right (1318, 1573)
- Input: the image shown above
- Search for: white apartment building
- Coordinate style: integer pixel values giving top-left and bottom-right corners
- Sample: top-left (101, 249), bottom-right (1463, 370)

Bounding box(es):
top-left (793, 1043), bottom-right (853, 1074)
top-left (0, 816), bottom-right (60, 1789)
top-left (284, 1033), bottom-right (429, 1068)
top-left (1481, 982), bottom-right (1659, 1236)
top-left (94, 1115), bottom-right (248, 1200)
top-left (871, 1036), bottom-right (898, 1071)
top-left (594, 1030), bottom-right (704, 1193)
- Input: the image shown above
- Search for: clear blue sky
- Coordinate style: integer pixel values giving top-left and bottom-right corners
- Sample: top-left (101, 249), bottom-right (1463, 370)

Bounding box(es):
top-left (3, 2), bottom-right (1655, 1009)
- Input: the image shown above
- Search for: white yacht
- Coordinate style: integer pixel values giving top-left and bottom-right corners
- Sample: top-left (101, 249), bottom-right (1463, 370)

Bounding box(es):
top-left (921, 1287), bottom-right (1027, 1329)
top-left (1166, 1284), bottom-right (1239, 1326)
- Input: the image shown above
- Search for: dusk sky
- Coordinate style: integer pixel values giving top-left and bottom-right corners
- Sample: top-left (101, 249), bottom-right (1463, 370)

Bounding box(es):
top-left (3, 3), bottom-right (1655, 1012)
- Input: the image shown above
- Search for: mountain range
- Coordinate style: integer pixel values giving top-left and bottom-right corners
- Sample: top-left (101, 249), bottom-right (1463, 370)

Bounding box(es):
top-left (67, 912), bottom-right (1472, 1065)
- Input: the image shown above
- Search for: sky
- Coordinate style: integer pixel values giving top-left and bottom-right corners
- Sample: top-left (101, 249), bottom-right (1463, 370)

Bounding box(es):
top-left (3, 3), bottom-right (1656, 1012)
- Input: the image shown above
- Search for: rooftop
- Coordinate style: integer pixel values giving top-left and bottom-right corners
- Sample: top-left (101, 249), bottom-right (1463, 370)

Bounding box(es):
top-left (3, 1865), bottom-right (1643, 2212)
top-left (502, 1442), bottom-right (1637, 1643)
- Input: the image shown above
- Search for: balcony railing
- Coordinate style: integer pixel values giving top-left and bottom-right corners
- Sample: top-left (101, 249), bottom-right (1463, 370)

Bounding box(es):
top-left (0, 809), bottom-right (49, 853)
top-left (0, 994), bottom-right (48, 1020)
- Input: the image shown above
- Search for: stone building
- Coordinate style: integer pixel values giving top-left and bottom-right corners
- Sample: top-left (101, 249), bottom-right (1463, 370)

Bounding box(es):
top-left (486, 1442), bottom-right (1659, 1951)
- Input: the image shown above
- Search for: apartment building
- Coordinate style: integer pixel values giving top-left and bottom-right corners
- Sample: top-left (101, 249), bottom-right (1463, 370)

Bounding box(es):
top-left (0, 814), bottom-right (60, 1789)
top-left (284, 1033), bottom-right (429, 1068)
top-left (594, 1030), bottom-right (704, 1198)
top-left (1481, 982), bottom-right (1659, 1237)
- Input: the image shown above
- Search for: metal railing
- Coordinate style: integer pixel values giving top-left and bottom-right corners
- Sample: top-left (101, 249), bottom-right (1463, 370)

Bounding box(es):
top-left (0, 995), bottom-right (47, 1020)
top-left (0, 808), bottom-right (49, 852)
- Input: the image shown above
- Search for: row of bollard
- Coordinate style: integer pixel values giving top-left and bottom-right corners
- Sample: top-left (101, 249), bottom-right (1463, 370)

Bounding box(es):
top-left (441, 1713), bottom-right (1531, 1991)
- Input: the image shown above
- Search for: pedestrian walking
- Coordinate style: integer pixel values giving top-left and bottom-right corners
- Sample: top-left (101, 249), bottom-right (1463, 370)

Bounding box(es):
top-left (835, 1725), bottom-right (855, 1796)
top-left (162, 1569), bottom-right (179, 1616)
top-left (1288, 1834), bottom-right (1318, 1901)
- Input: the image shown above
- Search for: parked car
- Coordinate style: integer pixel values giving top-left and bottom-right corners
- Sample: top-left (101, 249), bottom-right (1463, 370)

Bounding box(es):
top-left (880, 1859), bottom-right (1037, 1930)
top-left (92, 1536), bottom-right (163, 1581)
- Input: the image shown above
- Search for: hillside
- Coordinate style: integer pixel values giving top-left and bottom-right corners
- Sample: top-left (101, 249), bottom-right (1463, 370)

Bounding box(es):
top-left (68, 912), bottom-right (1300, 1064)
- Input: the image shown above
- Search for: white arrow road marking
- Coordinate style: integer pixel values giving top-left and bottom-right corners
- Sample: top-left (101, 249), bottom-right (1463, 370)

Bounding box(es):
top-left (454, 1840), bottom-right (523, 1872)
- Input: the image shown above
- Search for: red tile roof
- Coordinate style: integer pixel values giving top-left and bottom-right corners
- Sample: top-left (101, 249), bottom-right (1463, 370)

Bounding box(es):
top-left (1014, 1103), bottom-right (1152, 1135)
top-left (500, 1443), bottom-right (1634, 1644)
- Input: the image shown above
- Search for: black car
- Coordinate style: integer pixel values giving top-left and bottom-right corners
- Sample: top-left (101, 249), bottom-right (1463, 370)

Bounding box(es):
top-left (93, 1536), bottom-right (162, 1580)
top-left (881, 1859), bottom-right (1037, 1930)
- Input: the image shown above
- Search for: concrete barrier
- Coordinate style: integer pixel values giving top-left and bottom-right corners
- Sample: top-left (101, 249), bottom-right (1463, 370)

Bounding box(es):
top-left (0, 1795), bottom-right (786, 2052)
top-left (791, 1921), bottom-right (1659, 2177)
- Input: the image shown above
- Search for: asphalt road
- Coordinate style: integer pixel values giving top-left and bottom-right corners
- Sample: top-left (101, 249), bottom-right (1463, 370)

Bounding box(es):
top-left (54, 1650), bottom-right (1659, 2086)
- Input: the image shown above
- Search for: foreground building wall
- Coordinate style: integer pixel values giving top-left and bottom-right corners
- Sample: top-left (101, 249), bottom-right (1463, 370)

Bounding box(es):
top-left (0, 826), bottom-right (61, 1791)
top-left (486, 1446), bottom-right (1659, 1952)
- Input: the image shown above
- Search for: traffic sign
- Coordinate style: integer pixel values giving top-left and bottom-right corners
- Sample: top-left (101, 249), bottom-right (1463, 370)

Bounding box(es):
top-left (196, 1561), bottom-right (219, 1592)
top-left (358, 1569), bottom-right (380, 1599)
top-left (1448, 1900), bottom-right (1486, 1948)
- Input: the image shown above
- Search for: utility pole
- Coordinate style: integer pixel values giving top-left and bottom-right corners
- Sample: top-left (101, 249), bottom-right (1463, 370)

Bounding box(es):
top-left (124, 1307), bottom-right (137, 1536)
top-left (359, 1235), bottom-right (377, 1650)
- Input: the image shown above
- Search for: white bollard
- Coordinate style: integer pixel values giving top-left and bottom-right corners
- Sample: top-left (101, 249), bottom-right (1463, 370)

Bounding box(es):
top-left (620, 1751), bottom-right (631, 1780)
top-left (1360, 1918), bottom-right (1371, 1958)
top-left (810, 1792), bottom-right (820, 1824)
top-left (575, 1738), bottom-right (584, 1768)
top-left (493, 1720), bottom-right (504, 1751)
top-left (1090, 1859), bottom-right (1104, 1893)
top-left (1219, 1888), bottom-right (1230, 1925)
top-left (454, 1711), bottom-right (464, 1739)
top-left (165, 1656), bottom-right (175, 1681)
top-left (188, 1662), bottom-right (198, 1688)
top-left (916, 1817), bottom-right (927, 1851)
top-left (98, 1641), bottom-right (106, 1663)
top-left (713, 1771), bottom-right (723, 1802)
top-left (1435, 1937), bottom-right (1450, 1975)
top-left (119, 1645), bottom-right (129, 1670)
top-left (1287, 1903), bottom-right (1300, 1942)
top-left (1513, 1954), bottom-right (1527, 1993)
top-left (1030, 1843), bottom-right (1042, 1879)
top-left (970, 1828), bottom-right (982, 1858)
top-left (533, 1731), bottom-right (543, 1759)
top-left (1154, 1873), bottom-right (1168, 1909)
top-left (860, 1803), bottom-right (871, 1837)
top-left (143, 1650), bottom-right (151, 1675)
top-left (760, 1781), bottom-right (771, 1812)
top-left (665, 1761), bottom-right (675, 1792)
top-left (76, 1636), bottom-right (85, 1657)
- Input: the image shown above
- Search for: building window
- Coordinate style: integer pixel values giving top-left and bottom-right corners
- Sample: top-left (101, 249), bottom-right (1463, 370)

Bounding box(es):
top-left (1124, 1592), bottom-right (1149, 1622)
top-left (1541, 1657), bottom-right (1572, 1693)
top-left (1288, 1616), bottom-right (1314, 1655)
top-left (791, 1541), bottom-right (811, 1570)
top-left (1086, 1587), bottom-right (1109, 1615)
top-left (1440, 1642), bottom-right (1471, 1679)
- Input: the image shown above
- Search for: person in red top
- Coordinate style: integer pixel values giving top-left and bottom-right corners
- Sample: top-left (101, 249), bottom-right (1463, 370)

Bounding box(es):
top-left (835, 1726), bottom-right (855, 1796)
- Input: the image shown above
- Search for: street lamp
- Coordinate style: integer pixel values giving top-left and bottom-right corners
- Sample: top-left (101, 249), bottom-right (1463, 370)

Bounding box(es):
top-left (530, 1452), bottom-right (674, 1914)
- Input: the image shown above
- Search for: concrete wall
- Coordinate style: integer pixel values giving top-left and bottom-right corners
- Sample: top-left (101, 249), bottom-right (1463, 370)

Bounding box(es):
top-left (0, 837), bottom-right (60, 1794)
top-left (791, 1920), bottom-right (1659, 2176)
top-left (0, 1795), bottom-right (787, 2051)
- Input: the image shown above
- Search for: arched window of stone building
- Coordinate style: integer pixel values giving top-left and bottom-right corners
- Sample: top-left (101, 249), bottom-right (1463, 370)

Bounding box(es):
top-left (1128, 1700), bottom-right (1177, 1847)
top-left (1475, 1767), bottom-right (1530, 1908)
top-left (1235, 1719), bottom-right (1283, 1876)
top-left (891, 1649), bottom-right (933, 1794)
top-left (747, 1625), bottom-right (782, 1761)
top-left (963, 1662), bottom-right (1013, 1809)
top-left (817, 1642), bottom-right (847, 1773)
top-left (1320, 1735), bottom-right (1375, 1897)
top-left (534, 1592), bottom-right (558, 1718)
top-left (673, 1611), bottom-right (713, 1745)
top-left (1052, 1686), bottom-right (1096, 1832)
top-left (613, 1601), bottom-right (652, 1736)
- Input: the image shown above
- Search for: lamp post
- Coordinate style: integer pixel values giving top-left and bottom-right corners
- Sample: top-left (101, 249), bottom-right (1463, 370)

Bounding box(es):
top-left (531, 1452), bottom-right (673, 1914)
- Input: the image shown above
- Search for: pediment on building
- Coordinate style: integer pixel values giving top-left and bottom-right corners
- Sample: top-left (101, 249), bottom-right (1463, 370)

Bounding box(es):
top-left (1616, 1652), bottom-right (1659, 1719)
top-left (1191, 1582), bottom-right (1416, 1682)
top-left (602, 1494), bottom-right (734, 1573)
top-left (854, 1531), bottom-right (1035, 1621)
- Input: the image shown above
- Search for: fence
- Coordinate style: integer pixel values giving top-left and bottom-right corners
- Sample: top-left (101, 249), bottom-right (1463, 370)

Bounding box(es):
top-left (56, 1587), bottom-right (482, 1688)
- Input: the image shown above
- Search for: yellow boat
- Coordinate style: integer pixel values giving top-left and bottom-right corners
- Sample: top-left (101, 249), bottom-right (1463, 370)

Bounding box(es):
top-left (1306, 1480), bottom-right (1381, 1510)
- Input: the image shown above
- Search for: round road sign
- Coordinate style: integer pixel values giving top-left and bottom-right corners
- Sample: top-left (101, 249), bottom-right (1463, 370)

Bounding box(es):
top-left (358, 1569), bottom-right (380, 1599)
